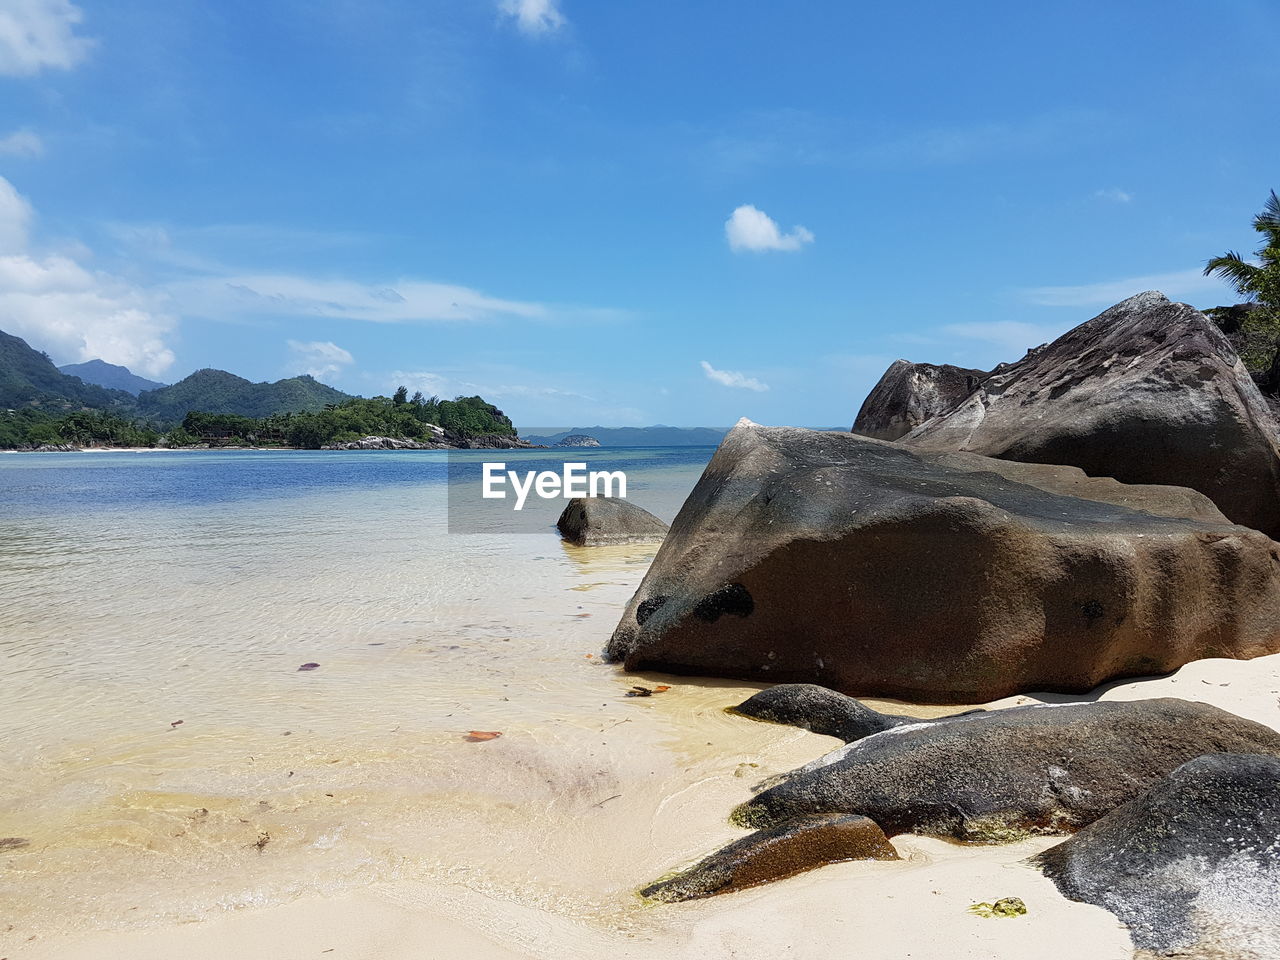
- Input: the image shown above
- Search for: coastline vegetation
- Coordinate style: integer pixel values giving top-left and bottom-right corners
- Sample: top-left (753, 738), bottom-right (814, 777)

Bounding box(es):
top-left (0, 408), bottom-right (159, 449)
top-left (1, 390), bottom-right (516, 450)
top-left (1205, 189), bottom-right (1280, 390)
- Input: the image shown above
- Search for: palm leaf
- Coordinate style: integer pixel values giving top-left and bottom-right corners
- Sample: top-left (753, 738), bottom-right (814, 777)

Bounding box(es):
top-left (1254, 189), bottom-right (1280, 238)
top-left (1204, 251), bottom-right (1262, 296)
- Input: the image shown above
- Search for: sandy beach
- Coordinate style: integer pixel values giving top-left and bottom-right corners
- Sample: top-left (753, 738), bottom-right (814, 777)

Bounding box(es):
top-left (21, 647), bottom-right (1278, 960)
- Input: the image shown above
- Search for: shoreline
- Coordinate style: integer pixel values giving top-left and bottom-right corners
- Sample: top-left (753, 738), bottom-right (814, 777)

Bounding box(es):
top-left (0, 442), bottom-right (545, 454)
top-left (12, 650), bottom-right (1278, 960)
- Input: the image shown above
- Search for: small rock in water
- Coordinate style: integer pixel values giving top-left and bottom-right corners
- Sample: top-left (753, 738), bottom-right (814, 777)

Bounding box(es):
top-left (0, 837), bottom-right (31, 851)
top-left (969, 897), bottom-right (1027, 918)
top-left (297, 662), bottom-right (321, 671)
top-left (556, 497), bottom-right (669, 546)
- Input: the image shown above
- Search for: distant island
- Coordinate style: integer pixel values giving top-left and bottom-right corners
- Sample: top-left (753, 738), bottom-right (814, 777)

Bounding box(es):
top-left (523, 425), bottom-right (729, 447)
top-left (554, 434), bottom-right (601, 447)
top-left (0, 328), bottom-right (526, 451)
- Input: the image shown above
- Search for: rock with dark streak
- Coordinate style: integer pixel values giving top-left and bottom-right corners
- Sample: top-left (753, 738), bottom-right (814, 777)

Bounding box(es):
top-left (606, 420), bottom-right (1280, 703)
top-left (640, 813), bottom-right (898, 902)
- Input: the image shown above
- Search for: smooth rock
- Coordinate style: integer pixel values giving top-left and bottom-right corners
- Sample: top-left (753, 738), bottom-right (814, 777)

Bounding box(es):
top-left (902, 291), bottom-right (1280, 537)
top-left (606, 420), bottom-right (1280, 702)
top-left (731, 683), bottom-right (978, 741)
top-left (731, 699), bottom-right (1280, 841)
top-left (556, 497), bottom-right (669, 546)
top-left (1033, 753), bottom-right (1280, 959)
top-left (640, 813), bottom-right (898, 902)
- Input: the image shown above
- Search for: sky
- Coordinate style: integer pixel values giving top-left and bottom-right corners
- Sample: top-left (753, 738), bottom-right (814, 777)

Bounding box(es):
top-left (0, 0), bottom-right (1276, 429)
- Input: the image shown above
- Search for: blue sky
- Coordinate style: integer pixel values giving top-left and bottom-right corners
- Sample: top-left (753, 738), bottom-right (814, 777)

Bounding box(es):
top-left (0, 0), bottom-right (1276, 429)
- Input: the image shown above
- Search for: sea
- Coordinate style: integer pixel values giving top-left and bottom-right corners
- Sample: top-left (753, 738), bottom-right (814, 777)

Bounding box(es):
top-left (0, 447), bottom-right (835, 947)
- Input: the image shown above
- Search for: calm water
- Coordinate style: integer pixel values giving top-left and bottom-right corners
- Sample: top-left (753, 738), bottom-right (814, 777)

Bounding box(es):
top-left (0, 448), bottom-right (836, 947)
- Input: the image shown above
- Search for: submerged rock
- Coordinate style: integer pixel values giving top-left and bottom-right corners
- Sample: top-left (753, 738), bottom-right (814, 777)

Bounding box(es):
top-left (852, 359), bottom-right (988, 441)
top-left (901, 291), bottom-right (1280, 538)
top-left (556, 497), bottom-right (669, 546)
top-left (640, 813), bottom-right (898, 902)
top-left (731, 698), bottom-right (1280, 842)
top-left (606, 420), bottom-right (1280, 703)
top-left (731, 683), bottom-right (977, 742)
top-left (1033, 753), bottom-right (1280, 959)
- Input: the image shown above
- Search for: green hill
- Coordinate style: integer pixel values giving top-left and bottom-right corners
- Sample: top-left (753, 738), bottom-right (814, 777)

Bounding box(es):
top-left (136, 369), bottom-right (353, 424)
top-left (0, 330), bottom-right (135, 410)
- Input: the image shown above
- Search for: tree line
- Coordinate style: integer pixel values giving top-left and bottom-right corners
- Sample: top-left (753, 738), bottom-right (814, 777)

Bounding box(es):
top-left (0, 390), bottom-right (516, 449)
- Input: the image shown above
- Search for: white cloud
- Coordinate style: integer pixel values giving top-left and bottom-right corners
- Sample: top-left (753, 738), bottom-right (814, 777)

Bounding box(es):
top-left (166, 273), bottom-right (548, 325)
top-left (0, 0), bottom-right (94, 76)
top-left (390, 370), bottom-right (451, 399)
top-left (499, 0), bottom-right (565, 35)
top-left (0, 175), bottom-right (33, 253)
top-left (0, 128), bottom-right (43, 157)
top-left (725, 204), bottom-right (814, 253)
top-left (0, 253), bottom-right (176, 375)
top-left (940, 321), bottom-right (1062, 355)
top-left (390, 368), bottom-right (595, 404)
top-left (1094, 187), bottom-right (1133, 204)
top-left (0, 175), bottom-right (176, 376)
top-left (700, 360), bottom-right (769, 392)
top-left (1021, 269), bottom-right (1234, 308)
top-left (702, 109), bottom-right (1108, 178)
top-left (287, 339), bottom-right (354, 380)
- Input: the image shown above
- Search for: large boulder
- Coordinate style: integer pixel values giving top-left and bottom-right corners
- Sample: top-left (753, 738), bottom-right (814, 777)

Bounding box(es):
top-left (556, 496), bottom-right (669, 545)
top-left (604, 420), bottom-right (1280, 703)
top-left (901, 291), bottom-right (1280, 538)
top-left (604, 424), bottom-right (1280, 701)
top-left (1033, 753), bottom-right (1280, 959)
top-left (731, 699), bottom-right (1280, 842)
top-left (852, 359), bottom-right (987, 441)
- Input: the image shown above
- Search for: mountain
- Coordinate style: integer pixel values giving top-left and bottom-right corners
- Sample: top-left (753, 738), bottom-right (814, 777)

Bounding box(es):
top-left (0, 330), bottom-right (135, 410)
top-left (58, 359), bottom-right (166, 396)
top-left (135, 369), bottom-right (353, 424)
top-left (521, 425), bottom-right (729, 446)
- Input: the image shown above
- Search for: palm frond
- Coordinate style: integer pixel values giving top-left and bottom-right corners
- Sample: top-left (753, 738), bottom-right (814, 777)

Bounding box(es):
top-left (1205, 251), bottom-right (1262, 296)
top-left (1254, 189), bottom-right (1280, 238)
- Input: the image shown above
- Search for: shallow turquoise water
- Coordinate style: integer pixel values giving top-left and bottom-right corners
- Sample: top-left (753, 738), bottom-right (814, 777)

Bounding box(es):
top-left (0, 447), bottom-right (755, 941)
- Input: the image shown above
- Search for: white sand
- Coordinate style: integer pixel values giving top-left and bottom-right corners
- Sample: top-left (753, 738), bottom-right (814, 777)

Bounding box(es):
top-left (16, 652), bottom-right (1279, 960)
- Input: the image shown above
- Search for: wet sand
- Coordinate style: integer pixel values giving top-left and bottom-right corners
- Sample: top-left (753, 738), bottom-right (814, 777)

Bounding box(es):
top-left (19, 647), bottom-right (1280, 960)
